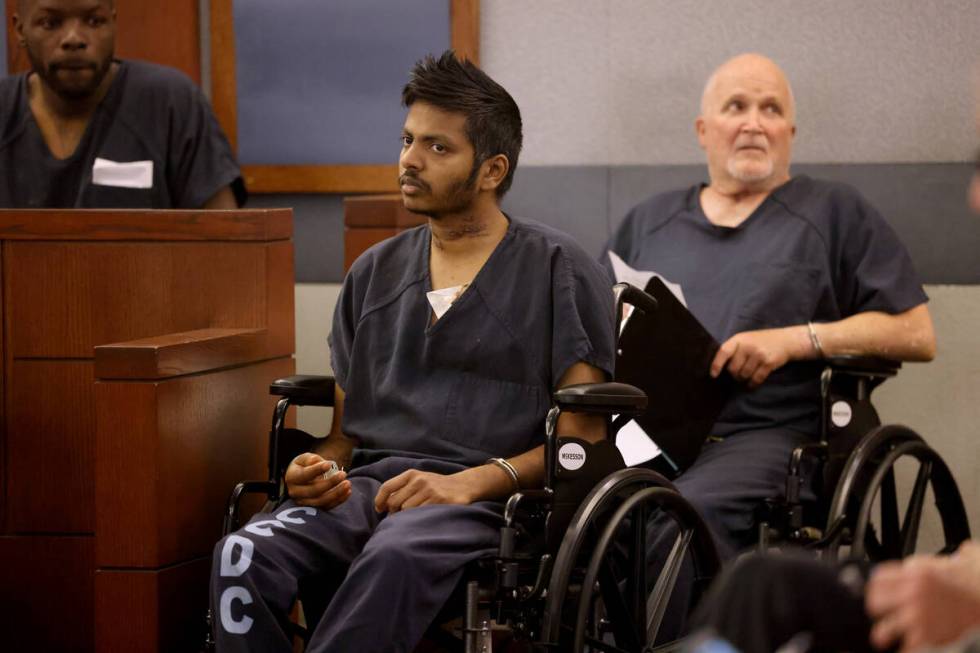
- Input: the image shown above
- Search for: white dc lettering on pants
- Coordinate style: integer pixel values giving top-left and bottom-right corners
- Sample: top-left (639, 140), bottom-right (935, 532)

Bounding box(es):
top-left (218, 506), bottom-right (318, 635)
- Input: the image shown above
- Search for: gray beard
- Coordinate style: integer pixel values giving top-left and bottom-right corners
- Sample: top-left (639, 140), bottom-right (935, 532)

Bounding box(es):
top-left (727, 158), bottom-right (774, 184)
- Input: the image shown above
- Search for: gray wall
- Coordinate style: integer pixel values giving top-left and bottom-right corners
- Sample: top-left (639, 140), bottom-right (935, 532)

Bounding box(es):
top-left (484, 0), bottom-right (977, 166)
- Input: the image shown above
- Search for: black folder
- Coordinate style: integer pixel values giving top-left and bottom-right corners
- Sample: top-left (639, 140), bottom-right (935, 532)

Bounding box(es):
top-left (615, 277), bottom-right (735, 477)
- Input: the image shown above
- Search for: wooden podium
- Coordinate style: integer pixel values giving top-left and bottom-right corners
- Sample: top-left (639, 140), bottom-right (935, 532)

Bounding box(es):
top-left (343, 194), bottom-right (424, 271)
top-left (0, 209), bottom-right (296, 652)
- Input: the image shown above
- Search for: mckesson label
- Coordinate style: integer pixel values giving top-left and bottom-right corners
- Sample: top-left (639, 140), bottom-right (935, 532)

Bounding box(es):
top-left (558, 442), bottom-right (587, 471)
top-left (831, 400), bottom-right (853, 428)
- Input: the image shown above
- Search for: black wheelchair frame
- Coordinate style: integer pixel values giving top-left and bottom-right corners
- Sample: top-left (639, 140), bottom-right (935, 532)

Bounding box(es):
top-left (758, 356), bottom-right (971, 561)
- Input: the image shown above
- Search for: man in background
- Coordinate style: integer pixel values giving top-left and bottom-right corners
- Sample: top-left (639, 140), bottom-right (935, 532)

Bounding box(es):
top-left (2, 0), bottom-right (244, 208)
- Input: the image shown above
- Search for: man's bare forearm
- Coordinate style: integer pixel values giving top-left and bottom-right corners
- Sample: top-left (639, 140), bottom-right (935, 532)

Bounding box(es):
top-left (312, 433), bottom-right (356, 469)
top-left (808, 304), bottom-right (936, 362)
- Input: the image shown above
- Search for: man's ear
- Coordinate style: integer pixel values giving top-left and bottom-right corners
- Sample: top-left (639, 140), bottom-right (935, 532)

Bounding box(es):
top-left (695, 117), bottom-right (707, 149)
top-left (479, 154), bottom-right (509, 192)
top-left (13, 12), bottom-right (25, 45)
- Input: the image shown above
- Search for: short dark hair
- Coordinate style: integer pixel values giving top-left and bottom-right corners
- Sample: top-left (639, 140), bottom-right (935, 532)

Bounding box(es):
top-left (402, 50), bottom-right (523, 197)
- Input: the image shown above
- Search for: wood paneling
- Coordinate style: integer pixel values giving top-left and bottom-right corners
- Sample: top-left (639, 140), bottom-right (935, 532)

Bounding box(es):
top-left (0, 208), bottom-right (294, 652)
top-left (209, 0), bottom-right (238, 154)
top-left (6, 361), bottom-right (96, 533)
top-left (266, 240), bottom-right (296, 356)
top-left (345, 228), bottom-right (401, 272)
top-left (94, 328), bottom-right (270, 379)
top-left (95, 357), bottom-right (292, 567)
top-left (344, 194), bottom-right (426, 228)
top-left (0, 535), bottom-right (94, 652)
top-left (5, 0), bottom-right (201, 82)
top-left (5, 241), bottom-right (293, 359)
top-left (0, 208), bottom-right (292, 241)
top-left (451, 0), bottom-right (481, 65)
top-left (344, 194), bottom-right (426, 271)
top-left (0, 244), bottom-right (5, 532)
top-left (242, 164), bottom-right (401, 194)
top-left (95, 556), bottom-right (211, 653)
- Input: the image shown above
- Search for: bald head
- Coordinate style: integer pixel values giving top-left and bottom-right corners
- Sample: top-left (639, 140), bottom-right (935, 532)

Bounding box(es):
top-left (701, 53), bottom-right (796, 124)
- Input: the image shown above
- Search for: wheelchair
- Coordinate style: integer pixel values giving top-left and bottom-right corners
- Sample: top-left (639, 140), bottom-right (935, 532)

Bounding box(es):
top-left (757, 356), bottom-right (971, 561)
top-left (206, 283), bottom-right (971, 652)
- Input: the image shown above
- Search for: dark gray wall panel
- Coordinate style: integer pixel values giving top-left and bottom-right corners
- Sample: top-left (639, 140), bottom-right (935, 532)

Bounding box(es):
top-left (247, 194), bottom-right (345, 283)
top-left (502, 166), bottom-right (609, 255)
top-left (270, 163), bottom-right (979, 285)
top-left (794, 164), bottom-right (978, 286)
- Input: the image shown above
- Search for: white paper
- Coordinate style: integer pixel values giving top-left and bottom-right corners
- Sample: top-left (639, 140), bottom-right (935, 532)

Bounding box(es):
top-left (615, 418), bottom-right (663, 467)
top-left (426, 284), bottom-right (466, 319)
top-left (91, 157), bottom-right (154, 189)
top-left (607, 250), bottom-right (687, 307)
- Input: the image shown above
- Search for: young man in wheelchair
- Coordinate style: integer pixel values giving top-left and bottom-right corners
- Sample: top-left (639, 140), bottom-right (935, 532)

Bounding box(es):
top-left (605, 53), bottom-right (937, 635)
top-left (210, 51), bottom-right (617, 652)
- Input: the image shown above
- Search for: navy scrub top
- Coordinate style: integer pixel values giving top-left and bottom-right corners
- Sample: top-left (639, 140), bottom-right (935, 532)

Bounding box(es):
top-left (330, 216), bottom-right (617, 467)
top-left (605, 175), bottom-right (927, 438)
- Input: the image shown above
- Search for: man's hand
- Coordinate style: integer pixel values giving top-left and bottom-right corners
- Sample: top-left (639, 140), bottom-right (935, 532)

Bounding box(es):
top-left (374, 469), bottom-right (477, 514)
top-left (284, 452), bottom-right (352, 510)
top-left (865, 542), bottom-right (980, 652)
top-left (710, 326), bottom-right (809, 388)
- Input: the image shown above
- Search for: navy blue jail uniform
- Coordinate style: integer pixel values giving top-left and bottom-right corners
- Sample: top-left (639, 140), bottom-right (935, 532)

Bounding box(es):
top-left (604, 175), bottom-right (928, 636)
top-left (211, 216), bottom-right (616, 652)
top-left (0, 59), bottom-right (245, 208)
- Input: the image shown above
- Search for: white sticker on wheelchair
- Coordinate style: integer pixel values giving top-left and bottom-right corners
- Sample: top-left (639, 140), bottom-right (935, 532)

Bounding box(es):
top-left (244, 519), bottom-right (286, 537)
top-left (831, 401), bottom-right (853, 427)
top-left (220, 535), bottom-right (254, 577)
top-left (558, 442), bottom-right (587, 471)
top-left (277, 506), bottom-right (317, 524)
top-left (220, 586), bottom-right (254, 634)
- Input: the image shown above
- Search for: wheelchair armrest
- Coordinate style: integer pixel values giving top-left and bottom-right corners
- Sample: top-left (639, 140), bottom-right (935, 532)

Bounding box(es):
top-left (824, 355), bottom-right (901, 377)
top-left (552, 382), bottom-right (647, 416)
top-left (270, 375), bottom-right (336, 406)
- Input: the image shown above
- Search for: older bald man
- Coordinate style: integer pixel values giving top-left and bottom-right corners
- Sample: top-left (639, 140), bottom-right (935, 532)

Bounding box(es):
top-left (604, 53), bottom-right (935, 626)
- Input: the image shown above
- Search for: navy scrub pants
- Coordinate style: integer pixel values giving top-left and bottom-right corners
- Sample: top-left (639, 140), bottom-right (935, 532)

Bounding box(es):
top-left (646, 428), bottom-right (814, 641)
top-left (210, 457), bottom-right (503, 653)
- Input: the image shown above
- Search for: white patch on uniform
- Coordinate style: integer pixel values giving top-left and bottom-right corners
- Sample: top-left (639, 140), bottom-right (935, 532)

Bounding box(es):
top-left (220, 586), bottom-right (254, 634)
top-left (91, 157), bottom-right (153, 188)
top-left (277, 506), bottom-right (317, 524)
top-left (220, 535), bottom-right (254, 577)
top-left (244, 519), bottom-right (286, 537)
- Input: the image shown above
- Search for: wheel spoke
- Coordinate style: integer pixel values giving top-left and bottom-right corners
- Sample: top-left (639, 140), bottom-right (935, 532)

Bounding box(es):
top-left (599, 555), bottom-right (641, 647)
top-left (879, 468), bottom-right (901, 559)
top-left (647, 527), bottom-right (693, 643)
top-left (900, 460), bottom-right (932, 556)
top-left (628, 505), bottom-right (648, 645)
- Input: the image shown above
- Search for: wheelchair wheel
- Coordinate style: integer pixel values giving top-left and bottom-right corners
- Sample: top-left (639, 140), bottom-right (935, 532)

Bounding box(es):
top-left (541, 468), bottom-right (720, 652)
top-left (823, 424), bottom-right (970, 561)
